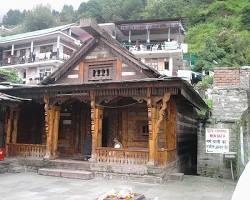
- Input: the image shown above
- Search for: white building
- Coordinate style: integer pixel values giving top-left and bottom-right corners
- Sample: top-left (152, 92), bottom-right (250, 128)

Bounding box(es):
top-left (100, 18), bottom-right (189, 78)
top-left (0, 24), bottom-right (88, 85)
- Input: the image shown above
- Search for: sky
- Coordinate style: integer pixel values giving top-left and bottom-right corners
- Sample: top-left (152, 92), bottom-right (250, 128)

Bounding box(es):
top-left (0, 0), bottom-right (86, 21)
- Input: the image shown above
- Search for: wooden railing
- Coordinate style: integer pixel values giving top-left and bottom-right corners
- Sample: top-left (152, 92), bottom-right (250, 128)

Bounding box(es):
top-left (7, 143), bottom-right (46, 158)
top-left (156, 148), bottom-right (177, 166)
top-left (96, 147), bottom-right (149, 165)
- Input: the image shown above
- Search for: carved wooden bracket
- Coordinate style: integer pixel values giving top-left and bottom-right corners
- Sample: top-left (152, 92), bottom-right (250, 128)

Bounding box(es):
top-left (155, 93), bottom-right (171, 136)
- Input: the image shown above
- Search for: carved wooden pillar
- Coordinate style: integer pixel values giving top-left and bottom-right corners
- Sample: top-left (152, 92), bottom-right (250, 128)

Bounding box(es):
top-left (51, 106), bottom-right (60, 158)
top-left (44, 96), bottom-right (53, 159)
top-left (6, 108), bottom-right (14, 145)
top-left (122, 109), bottom-right (128, 148)
top-left (44, 95), bottom-right (61, 160)
top-left (147, 96), bottom-right (157, 165)
top-left (148, 92), bottom-right (171, 165)
top-left (90, 91), bottom-right (97, 160)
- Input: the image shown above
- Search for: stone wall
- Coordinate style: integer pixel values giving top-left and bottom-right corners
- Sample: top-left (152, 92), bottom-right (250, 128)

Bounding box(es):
top-left (237, 104), bottom-right (250, 176)
top-left (197, 67), bottom-right (250, 179)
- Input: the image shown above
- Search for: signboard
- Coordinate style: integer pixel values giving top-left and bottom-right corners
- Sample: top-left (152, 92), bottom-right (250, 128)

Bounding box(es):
top-left (206, 128), bottom-right (229, 153)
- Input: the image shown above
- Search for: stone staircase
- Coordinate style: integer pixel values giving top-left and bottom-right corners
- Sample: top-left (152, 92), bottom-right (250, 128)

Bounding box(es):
top-left (38, 159), bottom-right (94, 180)
top-left (38, 168), bottom-right (94, 180)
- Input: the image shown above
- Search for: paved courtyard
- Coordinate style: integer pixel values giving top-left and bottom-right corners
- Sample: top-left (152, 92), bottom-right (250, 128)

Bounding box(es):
top-left (0, 172), bottom-right (236, 200)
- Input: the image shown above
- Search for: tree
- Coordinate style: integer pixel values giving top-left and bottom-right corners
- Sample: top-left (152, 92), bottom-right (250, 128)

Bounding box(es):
top-left (0, 69), bottom-right (22, 83)
top-left (77, 0), bottom-right (105, 22)
top-left (23, 5), bottom-right (56, 31)
top-left (241, 6), bottom-right (250, 31)
top-left (2, 9), bottom-right (24, 26)
top-left (60, 5), bottom-right (76, 23)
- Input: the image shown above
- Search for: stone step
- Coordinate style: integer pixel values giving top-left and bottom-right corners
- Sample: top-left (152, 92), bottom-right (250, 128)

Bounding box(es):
top-left (168, 173), bottom-right (184, 181)
top-left (95, 171), bottom-right (163, 184)
top-left (38, 168), bottom-right (94, 180)
top-left (48, 159), bottom-right (91, 171)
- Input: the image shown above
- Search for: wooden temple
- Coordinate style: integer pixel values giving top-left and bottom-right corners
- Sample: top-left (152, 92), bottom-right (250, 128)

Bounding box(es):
top-left (0, 19), bottom-right (207, 173)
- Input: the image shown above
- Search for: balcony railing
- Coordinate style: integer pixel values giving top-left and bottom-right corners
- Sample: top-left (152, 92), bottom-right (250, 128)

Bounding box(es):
top-left (122, 41), bottom-right (182, 52)
top-left (7, 143), bottom-right (46, 158)
top-left (96, 147), bottom-right (149, 165)
top-left (1, 52), bottom-right (71, 67)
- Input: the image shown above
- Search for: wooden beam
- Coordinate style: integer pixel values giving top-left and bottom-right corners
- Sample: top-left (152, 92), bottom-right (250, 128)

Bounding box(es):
top-left (116, 59), bottom-right (122, 80)
top-left (79, 61), bottom-right (84, 83)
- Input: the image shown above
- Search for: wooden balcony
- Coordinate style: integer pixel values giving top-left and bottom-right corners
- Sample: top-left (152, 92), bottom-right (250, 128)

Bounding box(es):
top-left (96, 147), bottom-right (149, 165)
top-left (7, 143), bottom-right (46, 158)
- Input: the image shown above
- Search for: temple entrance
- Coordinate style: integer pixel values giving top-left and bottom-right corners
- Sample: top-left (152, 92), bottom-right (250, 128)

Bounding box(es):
top-left (58, 100), bottom-right (91, 159)
top-left (101, 97), bottom-right (149, 149)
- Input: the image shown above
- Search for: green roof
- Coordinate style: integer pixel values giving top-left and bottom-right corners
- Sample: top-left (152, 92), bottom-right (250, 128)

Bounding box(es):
top-left (0, 24), bottom-right (74, 43)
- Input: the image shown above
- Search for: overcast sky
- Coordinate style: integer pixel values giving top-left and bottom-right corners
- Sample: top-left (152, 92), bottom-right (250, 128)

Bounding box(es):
top-left (0, 0), bottom-right (86, 21)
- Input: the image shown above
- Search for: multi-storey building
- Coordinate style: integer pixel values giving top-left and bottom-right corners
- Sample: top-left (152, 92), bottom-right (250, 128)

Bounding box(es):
top-left (100, 18), bottom-right (189, 78)
top-left (0, 24), bottom-right (88, 84)
top-left (0, 19), bottom-right (192, 85)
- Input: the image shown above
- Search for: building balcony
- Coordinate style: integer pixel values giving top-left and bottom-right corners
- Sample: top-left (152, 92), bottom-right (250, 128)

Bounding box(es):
top-left (0, 52), bottom-right (71, 69)
top-left (123, 41), bottom-right (188, 55)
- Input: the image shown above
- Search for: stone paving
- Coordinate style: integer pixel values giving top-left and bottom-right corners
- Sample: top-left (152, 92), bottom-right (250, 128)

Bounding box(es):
top-left (0, 172), bottom-right (236, 200)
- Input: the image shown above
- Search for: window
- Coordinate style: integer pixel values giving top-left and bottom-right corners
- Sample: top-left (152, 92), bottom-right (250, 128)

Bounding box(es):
top-left (145, 58), bottom-right (159, 70)
top-left (88, 60), bottom-right (114, 81)
top-left (40, 45), bottom-right (53, 53)
top-left (20, 49), bottom-right (26, 57)
top-left (164, 60), bottom-right (169, 70)
top-left (23, 70), bottom-right (26, 79)
top-left (39, 67), bottom-right (52, 80)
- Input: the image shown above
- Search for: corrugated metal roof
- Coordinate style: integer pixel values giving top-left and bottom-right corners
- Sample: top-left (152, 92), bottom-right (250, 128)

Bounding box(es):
top-left (0, 92), bottom-right (30, 103)
top-left (0, 24), bottom-right (74, 43)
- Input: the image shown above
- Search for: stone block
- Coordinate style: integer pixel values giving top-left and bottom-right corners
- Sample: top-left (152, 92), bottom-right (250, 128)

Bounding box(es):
top-left (168, 173), bottom-right (184, 181)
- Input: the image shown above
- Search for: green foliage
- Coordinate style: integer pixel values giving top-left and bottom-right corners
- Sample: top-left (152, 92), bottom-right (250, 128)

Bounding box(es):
top-left (23, 5), bottom-right (56, 31)
top-left (195, 75), bottom-right (213, 91)
top-left (186, 0), bottom-right (250, 72)
top-left (205, 99), bottom-right (213, 109)
top-left (241, 6), bottom-right (250, 30)
top-left (0, 69), bottom-right (22, 83)
top-left (2, 9), bottom-right (24, 26)
top-left (60, 5), bottom-right (76, 24)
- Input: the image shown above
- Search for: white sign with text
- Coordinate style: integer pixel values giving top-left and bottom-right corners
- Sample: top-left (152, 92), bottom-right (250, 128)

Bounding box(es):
top-left (206, 128), bottom-right (229, 153)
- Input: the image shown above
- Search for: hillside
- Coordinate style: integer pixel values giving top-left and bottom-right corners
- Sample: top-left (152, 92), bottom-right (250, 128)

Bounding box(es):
top-left (185, 0), bottom-right (250, 71)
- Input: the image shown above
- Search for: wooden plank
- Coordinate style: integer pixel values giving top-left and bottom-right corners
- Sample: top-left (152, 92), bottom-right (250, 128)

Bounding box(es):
top-left (79, 61), bottom-right (84, 83)
top-left (116, 59), bottom-right (122, 80)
